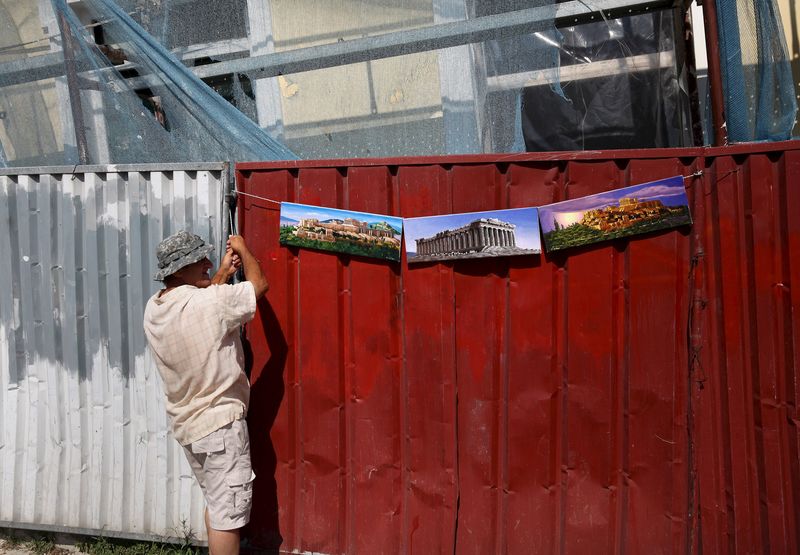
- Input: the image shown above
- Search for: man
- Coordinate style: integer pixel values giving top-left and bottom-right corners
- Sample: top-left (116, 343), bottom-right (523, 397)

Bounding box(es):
top-left (143, 230), bottom-right (268, 555)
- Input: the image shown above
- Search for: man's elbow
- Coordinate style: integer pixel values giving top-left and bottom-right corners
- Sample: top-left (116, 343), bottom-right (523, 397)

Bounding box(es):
top-left (253, 279), bottom-right (269, 299)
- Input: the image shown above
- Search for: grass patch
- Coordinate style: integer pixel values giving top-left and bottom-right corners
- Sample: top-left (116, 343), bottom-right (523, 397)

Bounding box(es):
top-left (0, 529), bottom-right (23, 548)
top-left (27, 537), bottom-right (56, 555)
top-left (0, 531), bottom-right (59, 555)
top-left (76, 536), bottom-right (200, 555)
top-left (0, 527), bottom-right (202, 555)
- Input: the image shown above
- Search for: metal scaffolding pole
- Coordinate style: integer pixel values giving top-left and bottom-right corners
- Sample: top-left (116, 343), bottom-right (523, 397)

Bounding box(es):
top-left (700, 0), bottom-right (728, 145)
top-left (56, 10), bottom-right (90, 164)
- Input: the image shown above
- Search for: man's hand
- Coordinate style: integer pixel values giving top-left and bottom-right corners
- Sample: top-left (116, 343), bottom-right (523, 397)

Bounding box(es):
top-left (224, 235), bottom-right (269, 299)
top-left (220, 248), bottom-right (242, 277)
top-left (227, 235), bottom-right (246, 255)
top-left (210, 248), bottom-right (241, 285)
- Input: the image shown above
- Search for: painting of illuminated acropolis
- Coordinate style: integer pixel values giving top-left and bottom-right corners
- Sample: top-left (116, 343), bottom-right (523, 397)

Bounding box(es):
top-left (280, 202), bottom-right (403, 261)
top-left (404, 207), bottom-right (540, 264)
top-left (538, 175), bottom-right (692, 252)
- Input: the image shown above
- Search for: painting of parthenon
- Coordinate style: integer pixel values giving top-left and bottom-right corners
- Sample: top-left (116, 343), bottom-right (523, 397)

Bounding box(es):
top-left (416, 218), bottom-right (517, 255)
top-left (404, 207), bottom-right (540, 264)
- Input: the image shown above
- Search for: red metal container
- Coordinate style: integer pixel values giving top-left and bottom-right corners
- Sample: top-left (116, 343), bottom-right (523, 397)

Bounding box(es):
top-left (236, 141), bottom-right (800, 554)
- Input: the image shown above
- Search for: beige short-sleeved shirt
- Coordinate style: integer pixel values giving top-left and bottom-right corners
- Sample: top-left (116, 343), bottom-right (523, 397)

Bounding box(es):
top-left (143, 281), bottom-right (256, 445)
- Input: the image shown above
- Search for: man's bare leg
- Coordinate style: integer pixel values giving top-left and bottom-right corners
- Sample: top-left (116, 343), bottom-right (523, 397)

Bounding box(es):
top-left (205, 508), bottom-right (240, 555)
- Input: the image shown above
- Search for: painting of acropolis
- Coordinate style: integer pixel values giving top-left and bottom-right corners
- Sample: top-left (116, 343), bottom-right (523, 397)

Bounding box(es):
top-left (280, 202), bottom-right (403, 261)
top-left (538, 175), bottom-right (692, 252)
top-left (404, 207), bottom-right (540, 264)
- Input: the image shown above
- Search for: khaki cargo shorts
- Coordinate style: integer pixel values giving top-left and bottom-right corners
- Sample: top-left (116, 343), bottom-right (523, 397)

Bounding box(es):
top-left (182, 418), bottom-right (255, 530)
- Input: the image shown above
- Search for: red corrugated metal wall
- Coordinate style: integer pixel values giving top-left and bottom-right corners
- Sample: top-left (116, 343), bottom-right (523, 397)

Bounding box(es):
top-left (236, 141), bottom-right (800, 555)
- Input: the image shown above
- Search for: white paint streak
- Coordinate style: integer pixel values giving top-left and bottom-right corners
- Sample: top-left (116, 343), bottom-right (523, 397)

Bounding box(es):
top-left (98, 200), bottom-right (129, 232)
top-left (0, 322), bottom-right (14, 522)
top-left (17, 175), bottom-right (34, 192)
top-left (0, 336), bottom-right (206, 538)
top-left (12, 298), bottom-right (20, 330)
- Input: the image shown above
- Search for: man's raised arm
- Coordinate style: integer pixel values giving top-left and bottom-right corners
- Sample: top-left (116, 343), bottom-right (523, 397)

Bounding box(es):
top-left (227, 235), bottom-right (269, 299)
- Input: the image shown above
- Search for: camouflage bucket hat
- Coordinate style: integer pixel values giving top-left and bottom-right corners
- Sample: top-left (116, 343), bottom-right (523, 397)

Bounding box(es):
top-left (153, 230), bottom-right (214, 280)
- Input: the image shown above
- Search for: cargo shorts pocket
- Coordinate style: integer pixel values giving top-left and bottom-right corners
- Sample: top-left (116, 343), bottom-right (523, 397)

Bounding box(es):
top-left (191, 433), bottom-right (224, 454)
top-left (191, 432), bottom-right (226, 470)
top-left (227, 469), bottom-right (255, 519)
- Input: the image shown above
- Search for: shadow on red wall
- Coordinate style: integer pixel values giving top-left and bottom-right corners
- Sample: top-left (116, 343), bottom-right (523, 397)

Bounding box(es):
top-left (242, 298), bottom-right (287, 554)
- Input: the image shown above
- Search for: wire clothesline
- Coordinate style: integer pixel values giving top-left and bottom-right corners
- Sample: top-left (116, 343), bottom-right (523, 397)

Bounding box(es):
top-left (233, 171), bottom-right (704, 207)
top-left (234, 189), bottom-right (282, 205)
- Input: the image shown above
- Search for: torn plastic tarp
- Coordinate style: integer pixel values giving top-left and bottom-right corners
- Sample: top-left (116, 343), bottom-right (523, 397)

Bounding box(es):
top-left (58, 0), bottom-right (295, 163)
top-left (0, 0), bottom-right (295, 167)
top-left (518, 11), bottom-right (690, 151)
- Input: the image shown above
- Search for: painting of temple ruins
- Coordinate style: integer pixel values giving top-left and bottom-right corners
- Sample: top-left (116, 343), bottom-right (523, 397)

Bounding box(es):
top-left (280, 202), bottom-right (403, 261)
top-left (404, 207), bottom-right (540, 264)
top-left (538, 175), bottom-right (692, 252)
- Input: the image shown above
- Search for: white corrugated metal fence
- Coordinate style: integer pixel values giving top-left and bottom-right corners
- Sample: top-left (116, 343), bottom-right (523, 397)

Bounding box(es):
top-left (0, 163), bottom-right (231, 542)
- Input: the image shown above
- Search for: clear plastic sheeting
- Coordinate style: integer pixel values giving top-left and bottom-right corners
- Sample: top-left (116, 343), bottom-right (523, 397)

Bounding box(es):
top-left (519, 11), bottom-right (691, 151)
top-left (236, 1), bottom-right (692, 157)
top-left (0, 1), bottom-right (67, 167)
top-left (0, 0), bottom-right (700, 165)
top-left (474, 0), bottom-right (563, 153)
top-left (0, 0), bottom-right (294, 167)
top-left (716, 0), bottom-right (797, 142)
top-left (120, 0), bottom-right (250, 50)
top-left (234, 0), bottom-right (557, 157)
top-left (62, 0), bottom-right (294, 162)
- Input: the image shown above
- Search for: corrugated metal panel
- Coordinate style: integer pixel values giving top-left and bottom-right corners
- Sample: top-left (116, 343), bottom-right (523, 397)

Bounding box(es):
top-left (693, 146), bottom-right (800, 554)
top-left (0, 163), bottom-right (230, 542)
top-left (236, 141), bottom-right (800, 554)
